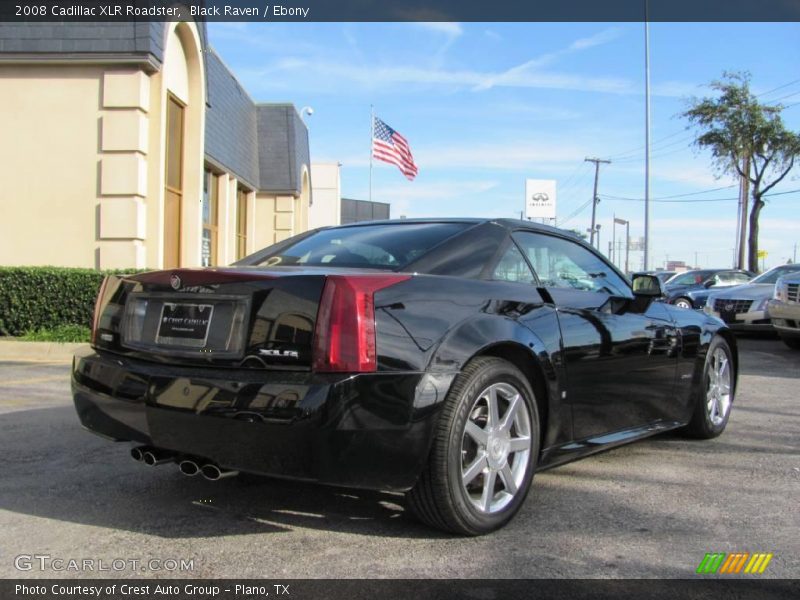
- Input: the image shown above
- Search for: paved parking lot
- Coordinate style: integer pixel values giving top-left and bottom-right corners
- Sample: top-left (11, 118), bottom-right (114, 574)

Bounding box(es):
top-left (0, 338), bottom-right (797, 579)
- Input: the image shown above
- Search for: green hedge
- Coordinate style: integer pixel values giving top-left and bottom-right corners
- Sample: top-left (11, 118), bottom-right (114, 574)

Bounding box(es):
top-left (0, 267), bottom-right (138, 337)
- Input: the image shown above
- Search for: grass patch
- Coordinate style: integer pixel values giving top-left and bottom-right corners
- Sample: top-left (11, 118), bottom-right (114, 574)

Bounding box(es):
top-left (20, 324), bottom-right (91, 343)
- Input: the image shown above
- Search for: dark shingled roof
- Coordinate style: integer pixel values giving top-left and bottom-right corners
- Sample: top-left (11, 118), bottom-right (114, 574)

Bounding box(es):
top-left (0, 22), bottom-right (169, 65)
top-left (257, 104), bottom-right (310, 195)
top-left (204, 48), bottom-right (259, 190)
top-left (0, 22), bottom-right (309, 195)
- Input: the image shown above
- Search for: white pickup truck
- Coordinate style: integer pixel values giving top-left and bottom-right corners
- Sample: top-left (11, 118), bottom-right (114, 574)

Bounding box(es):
top-left (767, 273), bottom-right (800, 350)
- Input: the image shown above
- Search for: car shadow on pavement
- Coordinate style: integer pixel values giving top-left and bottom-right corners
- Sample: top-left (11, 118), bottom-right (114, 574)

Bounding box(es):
top-left (0, 405), bottom-right (451, 540)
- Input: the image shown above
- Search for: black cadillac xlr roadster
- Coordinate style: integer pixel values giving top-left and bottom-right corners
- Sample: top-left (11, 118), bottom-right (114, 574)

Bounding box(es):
top-left (73, 219), bottom-right (737, 535)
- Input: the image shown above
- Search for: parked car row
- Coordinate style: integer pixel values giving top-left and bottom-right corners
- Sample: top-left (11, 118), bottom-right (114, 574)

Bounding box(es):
top-left (634, 265), bottom-right (800, 350)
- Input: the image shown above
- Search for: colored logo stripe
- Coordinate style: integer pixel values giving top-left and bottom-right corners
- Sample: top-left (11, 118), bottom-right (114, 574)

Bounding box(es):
top-left (744, 553), bottom-right (773, 574)
top-left (719, 553), bottom-right (749, 573)
top-left (696, 552), bottom-right (773, 574)
top-left (697, 553), bottom-right (726, 574)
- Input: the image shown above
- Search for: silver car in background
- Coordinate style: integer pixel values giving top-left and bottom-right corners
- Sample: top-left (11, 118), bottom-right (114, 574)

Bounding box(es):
top-left (768, 273), bottom-right (800, 350)
top-left (704, 264), bottom-right (800, 332)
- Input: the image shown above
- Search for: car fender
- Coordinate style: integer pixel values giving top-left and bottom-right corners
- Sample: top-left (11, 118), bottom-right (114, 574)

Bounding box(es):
top-left (426, 305), bottom-right (568, 448)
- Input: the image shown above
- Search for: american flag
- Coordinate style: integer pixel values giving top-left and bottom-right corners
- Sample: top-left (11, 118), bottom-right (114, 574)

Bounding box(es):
top-left (372, 116), bottom-right (418, 181)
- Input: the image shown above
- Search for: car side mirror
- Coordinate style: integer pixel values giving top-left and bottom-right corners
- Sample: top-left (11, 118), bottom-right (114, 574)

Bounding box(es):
top-left (631, 273), bottom-right (663, 297)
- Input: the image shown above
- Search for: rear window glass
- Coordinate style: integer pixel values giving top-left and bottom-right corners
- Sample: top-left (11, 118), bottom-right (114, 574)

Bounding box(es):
top-left (752, 265), bottom-right (800, 284)
top-left (250, 223), bottom-right (472, 269)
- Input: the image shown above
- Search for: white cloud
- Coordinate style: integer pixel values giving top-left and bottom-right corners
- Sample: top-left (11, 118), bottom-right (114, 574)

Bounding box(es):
top-left (412, 22), bottom-right (463, 37)
top-left (473, 27), bottom-right (624, 92)
top-left (234, 25), bottom-right (639, 97)
top-left (240, 60), bottom-right (634, 96)
top-left (569, 28), bottom-right (623, 51)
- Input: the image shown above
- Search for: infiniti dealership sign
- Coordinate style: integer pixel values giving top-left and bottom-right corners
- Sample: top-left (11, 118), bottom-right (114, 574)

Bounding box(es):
top-left (524, 179), bottom-right (556, 220)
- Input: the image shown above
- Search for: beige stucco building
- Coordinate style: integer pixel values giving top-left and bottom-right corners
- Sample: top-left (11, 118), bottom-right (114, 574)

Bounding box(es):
top-left (0, 21), bottom-right (313, 270)
top-left (308, 162), bottom-right (342, 230)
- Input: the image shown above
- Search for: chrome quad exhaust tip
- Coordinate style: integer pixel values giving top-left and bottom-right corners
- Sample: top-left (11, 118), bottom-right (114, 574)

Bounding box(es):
top-left (132, 446), bottom-right (176, 466)
top-left (200, 463), bottom-right (239, 481)
top-left (142, 449), bottom-right (176, 467)
top-left (178, 459), bottom-right (200, 477)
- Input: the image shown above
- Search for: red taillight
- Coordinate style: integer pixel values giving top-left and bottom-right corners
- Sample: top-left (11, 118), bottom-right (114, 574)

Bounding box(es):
top-left (91, 276), bottom-right (110, 346)
top-left (312, 274), bottom-right (411, 373)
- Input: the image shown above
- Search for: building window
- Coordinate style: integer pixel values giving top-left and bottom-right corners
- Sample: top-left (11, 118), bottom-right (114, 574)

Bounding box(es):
top-left (163, 94), bottom-right (185, 268)
top-left (236, 187), bottom-right (248, 260)
top-left (202, 169), bottom-right (219, 267)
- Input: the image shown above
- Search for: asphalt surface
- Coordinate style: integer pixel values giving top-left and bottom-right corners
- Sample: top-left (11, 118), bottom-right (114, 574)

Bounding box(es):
top-left (0, 337), bottom-right (797, 579)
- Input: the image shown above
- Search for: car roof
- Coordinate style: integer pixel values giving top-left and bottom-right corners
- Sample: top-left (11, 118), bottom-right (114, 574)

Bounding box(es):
top-left (333, 217), bottom-right (576, 237)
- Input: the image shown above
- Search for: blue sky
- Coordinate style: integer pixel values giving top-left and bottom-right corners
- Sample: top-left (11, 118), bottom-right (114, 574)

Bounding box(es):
top-left (208, 22), bottom-right (800, 270)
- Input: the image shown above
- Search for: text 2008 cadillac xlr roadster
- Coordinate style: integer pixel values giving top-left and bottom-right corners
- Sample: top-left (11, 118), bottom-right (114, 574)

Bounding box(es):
top-left (72, 219), bottom-right (737, 535)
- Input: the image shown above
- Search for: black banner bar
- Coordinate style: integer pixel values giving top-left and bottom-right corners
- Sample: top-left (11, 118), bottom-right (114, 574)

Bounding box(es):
top-left (3, 579), bottom-right (799, 600)
top-left (2, 0), bottom-right (800, 23)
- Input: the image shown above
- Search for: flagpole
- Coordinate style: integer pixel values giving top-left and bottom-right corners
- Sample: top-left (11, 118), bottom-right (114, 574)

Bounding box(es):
top-left (369, 104), bottom-right (374, 202)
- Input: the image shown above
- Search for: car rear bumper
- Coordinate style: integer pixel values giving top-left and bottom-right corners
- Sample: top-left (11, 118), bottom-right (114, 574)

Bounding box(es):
top-left (71, 347), bottom-right (455, 491)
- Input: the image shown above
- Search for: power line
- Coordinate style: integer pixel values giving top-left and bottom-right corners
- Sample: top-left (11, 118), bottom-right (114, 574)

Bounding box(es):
top-left (604, 130), bottom-right (688, 160)
top-left (599, 187), bottom-right (800, 203)
top-left (601, 194), bottom-right (739, 203)
top-left (771, 89), bottom-right (800, 103)
top-left (603, 76), bottom-right (800, 163)
top-left (613, 144), bottom-right (694, 164)
top-left (644, 184), bottom-right (738, 199)
top-left (559, 198), bottom-right (594, 226)
top-left (757, 78), bottom-right (800, 98)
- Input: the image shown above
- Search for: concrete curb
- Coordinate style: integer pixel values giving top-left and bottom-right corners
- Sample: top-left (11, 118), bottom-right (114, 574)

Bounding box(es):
top-left (0, 340), bottom-right (87, 363)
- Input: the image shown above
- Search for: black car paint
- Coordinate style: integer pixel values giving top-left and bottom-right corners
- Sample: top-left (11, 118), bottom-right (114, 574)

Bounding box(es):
top-left (72, 219), bottom-right (736, 491)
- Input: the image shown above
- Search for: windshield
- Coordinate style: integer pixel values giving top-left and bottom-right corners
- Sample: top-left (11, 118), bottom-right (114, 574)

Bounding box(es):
top-left (751, 265), bottom-right (800, 285)
top-left (666, 271), bottom-right (710, 286)
top-left (247, 222), bottom-right (472, 269)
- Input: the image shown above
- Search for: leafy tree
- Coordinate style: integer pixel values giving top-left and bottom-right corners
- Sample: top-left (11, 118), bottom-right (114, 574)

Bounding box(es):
top-left (682, 72), bottom-right (800, 272)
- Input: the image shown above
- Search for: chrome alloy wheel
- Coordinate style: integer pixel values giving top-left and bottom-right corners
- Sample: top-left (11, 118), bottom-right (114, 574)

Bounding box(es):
top-left (706, 347), bottom-right (732, 426)
top-left (674, 298), bottom-right (693, 309)
top-left (460, 382), bottom-right (532, 514)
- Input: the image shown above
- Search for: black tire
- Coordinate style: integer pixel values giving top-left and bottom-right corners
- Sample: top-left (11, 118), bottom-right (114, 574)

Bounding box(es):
top-left (406, 357), bottom-right (540, 535)
top-left (682, 336), bottom-right (735, 439)
top-left (673, 297), bottom-right (693, 309)
top-left (780, 335), bottom-right (800, 350)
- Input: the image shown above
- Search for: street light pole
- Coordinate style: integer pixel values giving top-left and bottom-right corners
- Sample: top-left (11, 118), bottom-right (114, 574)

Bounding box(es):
top-left (625, 220), bottom-right (630, 275)
top-left (612, 214), bottom-right (616, 265)
top-left (613, 216), bottom-right (629, 273)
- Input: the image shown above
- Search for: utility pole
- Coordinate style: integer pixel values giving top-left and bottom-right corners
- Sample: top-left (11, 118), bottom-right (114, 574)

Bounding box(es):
top-left (737, 156), bottom-right (750, 269)
top-left (585, 157), bottom-right (611, 248)
top-left (644, 8), bottom-right (652, 271)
